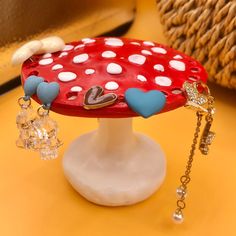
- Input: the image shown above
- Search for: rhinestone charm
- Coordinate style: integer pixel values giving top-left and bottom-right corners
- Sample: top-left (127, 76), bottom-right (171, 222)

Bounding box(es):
top-left (176, 186), bottom-right (187, 199)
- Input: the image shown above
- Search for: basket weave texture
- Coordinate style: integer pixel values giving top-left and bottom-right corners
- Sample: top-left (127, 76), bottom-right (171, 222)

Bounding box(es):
top-left (156, 0), bottom-right (236, 89)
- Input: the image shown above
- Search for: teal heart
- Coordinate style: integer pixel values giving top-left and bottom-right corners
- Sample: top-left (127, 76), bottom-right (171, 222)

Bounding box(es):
top-left (37, 82), bottom-right (60, 107)
top-left (125, 88), bottom-right (166, 118)
top-left (24, 75), bottom-right (44, 99)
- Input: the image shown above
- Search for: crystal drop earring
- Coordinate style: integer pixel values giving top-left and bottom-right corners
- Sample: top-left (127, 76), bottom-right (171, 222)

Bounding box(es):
top-left (32, 81), bottom-right (62, 160)
top-left (16, 76), bottom-right (44, 150)
top-left (173, 81), bottom-right (216, 224)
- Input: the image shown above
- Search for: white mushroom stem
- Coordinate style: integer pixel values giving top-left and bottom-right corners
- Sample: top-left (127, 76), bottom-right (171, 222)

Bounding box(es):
top-left (63, 118), bottom-right (166, 206)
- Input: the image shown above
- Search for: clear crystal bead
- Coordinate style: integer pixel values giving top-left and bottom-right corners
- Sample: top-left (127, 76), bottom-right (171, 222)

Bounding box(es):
top-left (33, 115), bottom-right (60, 159)
top-left (16, 107), bottom-right (36, 129)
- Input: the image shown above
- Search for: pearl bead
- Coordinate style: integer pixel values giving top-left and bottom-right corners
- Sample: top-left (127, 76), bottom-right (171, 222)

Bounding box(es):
top-left (176, 186), bottom-right (187, 199)
top-left (172, 212), bottom-right (184, 224)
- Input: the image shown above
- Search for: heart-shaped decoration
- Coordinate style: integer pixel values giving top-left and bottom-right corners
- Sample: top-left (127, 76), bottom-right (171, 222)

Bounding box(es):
top-left (24, 75), bottom-right (44, 98)
top-left (37, 82), bottom-right (60, 106)
top-left (83, 86), bottom-right (118, 109)
top-left (125, 88), bottom-right (166, 118)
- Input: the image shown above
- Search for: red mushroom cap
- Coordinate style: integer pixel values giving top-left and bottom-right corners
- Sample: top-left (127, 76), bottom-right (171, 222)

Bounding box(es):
top-left (21, 37), bottom-right (208, 118)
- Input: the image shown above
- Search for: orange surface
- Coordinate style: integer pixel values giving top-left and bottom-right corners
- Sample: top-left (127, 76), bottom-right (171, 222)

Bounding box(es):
top-left (1, 0), bottom-right (236, 235)
top-left (1, 81), bottom-right (236, 236)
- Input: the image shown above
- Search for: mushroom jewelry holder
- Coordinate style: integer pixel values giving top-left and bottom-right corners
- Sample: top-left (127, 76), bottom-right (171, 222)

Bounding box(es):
top-left (15, 37), bottom-right (215, 223)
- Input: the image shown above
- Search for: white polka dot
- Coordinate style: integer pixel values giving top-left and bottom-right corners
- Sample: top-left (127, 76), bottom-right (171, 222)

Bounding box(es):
top-left (137, 75), bottom-right (147, 82)
top-left (71, 86), bottom-right (82, 92)
top-left (130, 42), bottom-right (141, 46)
top-left (106, 63), bottom-right (122, 74)
top-left (59, 52), bottom-right (68, 58)
top-left (105, 38), bottom-right (124, 47)
top-left (85, 69), bottom-right (95, 75)
top-left (105, 81), bottom-right (119, 90)
top-left (81, 38), bottom-right (96, 44)
top-left (52, 64), bottom-right (63, 70)
top-left (155, 76), bottom-right (172, 86)
top-left (151, 47), bottom-right (167, 54)
top-left (128, 54), bottom-right (146, 65)
top-left (169, 60), bottom-right (186, 71)
top-left (63, 45), bottom-right (74, 51)
top-left (74, 44), bottom-right (85, 50)
top-left (39, 58), bottom-right (53, 65)
top-left (42, 53), bottom-right (52, 58)
top-left (143, 41), bottom-right (155, 46)
top-left (58, 72), bottom-right (77, 82)
top-left (189, 76), bottom-right (198, 81)
top-left (154, 64), bottom-right (164, 72)
top-left (173, 55), bottom-right (183, 59)
top-left (102, 51), bottom-right (116, 58)
top-left (172, 89), bottom-right (182, 94)
top-left (73, 53), bottom-right (89, 63)
top-left (68, 95), bottom-right (77, 101)
top-left (141, 50), bottom-right (152, 55)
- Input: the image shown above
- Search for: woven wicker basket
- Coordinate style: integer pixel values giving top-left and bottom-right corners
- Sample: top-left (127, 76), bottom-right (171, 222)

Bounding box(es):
top-left (156, 0), bottom-right (236, 89)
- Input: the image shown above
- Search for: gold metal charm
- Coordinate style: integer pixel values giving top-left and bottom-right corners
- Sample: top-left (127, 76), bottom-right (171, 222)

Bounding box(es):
top-left (173, 81), bottom-right (216, 223)
top-left (183, 81), bottom-right (209, 113)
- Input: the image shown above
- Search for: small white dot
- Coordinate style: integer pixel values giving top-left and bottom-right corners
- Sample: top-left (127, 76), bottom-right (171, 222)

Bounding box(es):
top-left (137, 75), bottom-right (147, 82)
top-left (169, 60), bottom-right (186, 71)
top-left (105, 81), bottom-right (119, 90)
top-left (155, 76), bottom-right (172, 86)
top-left (74, 44), bottom-right (85, 50)
top-left (172, 89), bottom-right (182, 94)
top-left (105, 38), bottom-right (124, 47)
top-left (68, 95), bottom-right (77, 101)
top-left (128, 54), bottom-right (146, 65)
top-left (52, 64), bottom-right (63, 70)
top-left (173, 55), bottom-right (183, 59)
top-left (85, 69), bottom-right (95, 75)
top-left (81, 38), bottom-right (96, 44)
top-left (143, 41), bottom-right (155, 46)
top-left (39, 58), bottom-right (53, 65)
top-left (130, 42), bottom-right (141, 46)
top-left (73, 53), bottom-right (89, 63)
top-left (151, 47), bottom-right (167, 54)
top-left (42, 53), bottom-right (52, 58)
top-left (141, 50), bottom-right (152, 55)
top-left (106, 63), bottom-right (122, 74)
top-left (154, 64), bottom-right (164, 72)
top-left (59, 52), bottom-right (68, 58)
top-left (58, 72), bottom-right (77, 82)
top-left (102, 51), bottom-right (116, 58)
top-left (63, 45), bottom-right (74, 51)
top-left (71, 86), bottom-right (82, 92)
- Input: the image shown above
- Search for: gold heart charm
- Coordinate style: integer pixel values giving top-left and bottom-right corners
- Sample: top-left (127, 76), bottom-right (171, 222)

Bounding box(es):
top-left (83, 85), bottom-right (118, 110)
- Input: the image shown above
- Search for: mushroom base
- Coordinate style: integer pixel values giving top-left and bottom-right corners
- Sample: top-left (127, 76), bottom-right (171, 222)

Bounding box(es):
top-left (63, 118), bottom-right (166, 206)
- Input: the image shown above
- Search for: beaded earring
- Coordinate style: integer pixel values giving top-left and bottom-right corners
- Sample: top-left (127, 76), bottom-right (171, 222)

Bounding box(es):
top-left (16, 76), bottom-right (44, 150)
top-left (31, 81), bottom-right (62, 160)
top-left (173, 81), bottom-right (216, 223)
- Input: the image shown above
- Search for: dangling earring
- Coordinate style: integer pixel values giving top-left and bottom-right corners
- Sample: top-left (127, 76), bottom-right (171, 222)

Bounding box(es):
top-left (172, 81), bottom-right (216, 224)
top-left (16, 76), bottom-right (44, 149)
top-left (32, 81), bottom-right (62, 160)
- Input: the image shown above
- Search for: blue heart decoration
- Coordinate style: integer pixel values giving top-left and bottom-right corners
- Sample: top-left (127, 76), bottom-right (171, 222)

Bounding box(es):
top-left (24, 75), bottom-right (44, 99)
top-left (125, 88), bottom-right (166, 118)
top-left (36, 82), bottom-right (60, 107)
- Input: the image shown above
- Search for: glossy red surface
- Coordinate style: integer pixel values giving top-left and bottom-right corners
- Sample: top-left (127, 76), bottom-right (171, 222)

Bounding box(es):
top-left (21, 37), bottom-right (208, 118)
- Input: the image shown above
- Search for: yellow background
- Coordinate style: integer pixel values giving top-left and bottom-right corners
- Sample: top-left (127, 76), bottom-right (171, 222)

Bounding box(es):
top-left (0, 1), bottom-right (236, 235)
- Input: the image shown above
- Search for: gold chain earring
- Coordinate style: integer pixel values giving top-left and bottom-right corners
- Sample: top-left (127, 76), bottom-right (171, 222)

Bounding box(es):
top-left (173, 81), bottom-right (216, 223)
